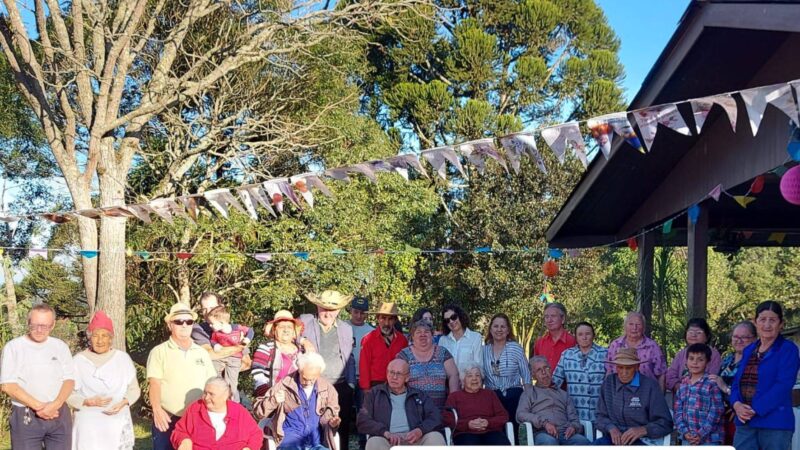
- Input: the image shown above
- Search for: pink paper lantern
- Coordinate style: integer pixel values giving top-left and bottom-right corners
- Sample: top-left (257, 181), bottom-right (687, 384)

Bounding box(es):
top-left (780, 166), bottom-right (800, 205)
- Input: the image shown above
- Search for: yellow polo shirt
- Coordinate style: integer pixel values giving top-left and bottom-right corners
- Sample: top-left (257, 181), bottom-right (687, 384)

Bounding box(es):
top-left (146, 338), bottom-right (217, 416)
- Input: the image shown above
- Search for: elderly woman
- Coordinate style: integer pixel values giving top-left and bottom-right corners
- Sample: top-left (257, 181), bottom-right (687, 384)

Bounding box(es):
top-left (709, 320), bottom-right (757, 445)
top-left (606, 311), bottom-right (667, 391)
top-left (439, 304), bottom-right (483, 369)
top-left (595, 348), bottom-right (673, 445)
top-left (252, 310), bottom-right (315, 397)
top-left (666, 318), bottom-right (722, 392)
top-left (443, 362), bottom-right (510, 445)
top-left (730, 301), bottom-right (800, 450)
top-left (397, 320), bottom-right (459, 409)
top-left (171, 377), bottom-right (262, 450)
top-left (552, 321), bottom-right (608, 423)
top-left (68, 311), bottom-right (140, 450)
top-left (482, 313), bottom-right (530, 438)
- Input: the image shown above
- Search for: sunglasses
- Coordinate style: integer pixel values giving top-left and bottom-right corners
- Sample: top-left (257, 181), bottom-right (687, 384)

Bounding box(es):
top-left (172, 319), bottom-right (195, 326)
top-left (443, 315), bottom-right (459, 323)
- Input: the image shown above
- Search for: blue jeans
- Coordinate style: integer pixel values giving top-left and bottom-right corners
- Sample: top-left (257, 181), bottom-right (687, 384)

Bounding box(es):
top-left (535, 431), bottom-right (591, 446)
top-left (279, 446), bottom-right (329, 450)
top-left (151, 415), bottom-right (179, 450)
top-left (733, 424), bottom-right (793, 450)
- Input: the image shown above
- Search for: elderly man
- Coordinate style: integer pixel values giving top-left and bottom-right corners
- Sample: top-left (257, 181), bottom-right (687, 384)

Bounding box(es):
top-left (254, 352), bottom-right (341, 450)
top-left (147, 303), bottom-right (218, 450)
top-left (172, 377), bottom-right (262, 450)
top-left (533, 302), bottom-right (576, 371)
top-left (192, 291), bottom-right (251, 373)
top-left (595, 348), bottom-right (673, 446)
top-left (1, 303), bottom-right (75, 450)
top-left (359, 303), bottom-right (409, 390)
top-left (301, 290), bottom-right (357, 450)
top-left (516, 356), bottom-right (589, 446)
top-left (357, 359), bottom-right (445, 450)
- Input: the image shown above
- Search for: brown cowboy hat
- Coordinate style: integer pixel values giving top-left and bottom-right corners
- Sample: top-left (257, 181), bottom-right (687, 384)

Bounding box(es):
top-left (367, 302), bottom-right (408, 317)
top-left (611, 348), bottom-right (641, 366)
top-left (264, 310), bottom-right (304, 337)
top-left (304, 290), bottom-right (353, 311)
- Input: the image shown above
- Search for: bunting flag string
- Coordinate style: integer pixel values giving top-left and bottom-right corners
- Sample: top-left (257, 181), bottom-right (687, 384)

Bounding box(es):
top-left (2, 79), bottom-right (800, 226)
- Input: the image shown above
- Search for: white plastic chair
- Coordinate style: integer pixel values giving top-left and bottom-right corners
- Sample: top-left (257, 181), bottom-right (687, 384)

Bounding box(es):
top-left (523, 420), bottom-right (594, 445)
top-left (595, 426), bottom-right (671, 445)
top-left (261, 417), bottom-right (341, 450)
top-left (445, 406), bottom-right (516, 445)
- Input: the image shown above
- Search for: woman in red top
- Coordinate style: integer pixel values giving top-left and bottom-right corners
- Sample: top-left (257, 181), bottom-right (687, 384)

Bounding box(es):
top-left (443, 362), bottom-right (511, 445)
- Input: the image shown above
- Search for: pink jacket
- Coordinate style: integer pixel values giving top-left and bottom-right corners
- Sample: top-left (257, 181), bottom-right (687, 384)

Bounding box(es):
top-left (171, 400), bottom-right (262, 450)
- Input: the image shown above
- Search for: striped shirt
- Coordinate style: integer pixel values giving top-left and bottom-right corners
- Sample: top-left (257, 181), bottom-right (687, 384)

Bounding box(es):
top-left (482, 341), bottom-right (531, 392)
top-left (552, 344), bottom-right (608, 422)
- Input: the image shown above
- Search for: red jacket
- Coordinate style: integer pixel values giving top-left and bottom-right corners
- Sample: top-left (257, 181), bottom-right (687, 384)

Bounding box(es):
top-left (359, 329), bottom-right (408, 389)
top-left (171, 400), bottom-right (263, 450)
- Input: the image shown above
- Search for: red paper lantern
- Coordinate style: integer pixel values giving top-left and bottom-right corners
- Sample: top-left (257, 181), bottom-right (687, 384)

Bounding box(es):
top-left (780, 166), bottom-right (800, 205)
top-left (542, 260), bottom-right (559, 278)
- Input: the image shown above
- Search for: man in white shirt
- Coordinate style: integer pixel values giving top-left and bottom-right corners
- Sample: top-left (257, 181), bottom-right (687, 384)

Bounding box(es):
top-left (1, 303), bottom-right (75, 449)
top-left (439, 304), bottom-right (483, 369)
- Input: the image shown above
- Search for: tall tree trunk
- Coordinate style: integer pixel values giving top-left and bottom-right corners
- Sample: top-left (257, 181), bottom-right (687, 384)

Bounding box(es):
top-left (2, 254), bottom-right (20, 335)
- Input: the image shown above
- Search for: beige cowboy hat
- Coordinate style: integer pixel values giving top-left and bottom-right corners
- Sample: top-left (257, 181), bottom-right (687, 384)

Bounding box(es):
top-left (264, 310), bottom-right (304, 337)
top-left (164, 303), bottom-right (198, 323)
top-left (367, 302), bottom-right (408, 317)
top-left (304, 290), bottom-right (353, 311)
top-left (611, 348), bottom-right (641, 366)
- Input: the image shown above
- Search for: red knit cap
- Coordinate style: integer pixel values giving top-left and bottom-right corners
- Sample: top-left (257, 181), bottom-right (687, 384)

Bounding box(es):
top-left (88, 310), bottom-right (114, 335)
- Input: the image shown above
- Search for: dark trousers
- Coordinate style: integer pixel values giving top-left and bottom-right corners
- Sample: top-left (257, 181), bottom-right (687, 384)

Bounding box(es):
top-left (152, 414), bottom-right (180, 450)
top-left (10, 404), bottom-right (71, 450)
top-left (334, 382), bottom-right (354, 450)
top-left (593, 435), bottom-right (646, 445)
top-left (354, 385), bottom-right (366, 450)
top-left (453, 431), bottom-right (510, 446)
top-left (494, 387), bottom-right (523, 444)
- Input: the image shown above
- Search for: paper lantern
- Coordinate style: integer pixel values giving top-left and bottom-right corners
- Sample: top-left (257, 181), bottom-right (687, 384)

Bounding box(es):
top-left (542, 260), bottom-right (559, 278)
top-left (780, 166), bottom-right (800, 205)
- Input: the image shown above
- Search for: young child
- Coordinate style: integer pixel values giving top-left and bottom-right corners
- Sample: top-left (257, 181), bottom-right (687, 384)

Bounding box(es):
top-left (208, 306), bottom-right (254, 402)
top-left (674, 342), bottom-right (725, 445)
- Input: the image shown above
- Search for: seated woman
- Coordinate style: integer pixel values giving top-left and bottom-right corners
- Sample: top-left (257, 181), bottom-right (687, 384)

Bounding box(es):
top-left (666, 318), bottom-right (722, 393)
top-left (171, 377), bottom-right (263, 450)
top-left (595, 348), bottom-right (673, 445)
top-left (252, 310), bottom-right (314, 397)
top-left (443, 362), bottom-right (510, 445)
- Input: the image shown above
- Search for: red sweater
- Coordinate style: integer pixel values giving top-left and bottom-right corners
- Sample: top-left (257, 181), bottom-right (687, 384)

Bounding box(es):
top-left (443, 389), bottom-right (509, 435)
top-left (359, 329), bottom-right (409, 389)
top-left (171, 400), bottom-right (262, 450)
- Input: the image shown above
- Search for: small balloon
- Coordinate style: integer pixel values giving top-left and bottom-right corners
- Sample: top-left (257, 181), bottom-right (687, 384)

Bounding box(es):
top-left (542, 260), bottom-right (559, 278)
top-left (779, 165), bottom-right (800, 205)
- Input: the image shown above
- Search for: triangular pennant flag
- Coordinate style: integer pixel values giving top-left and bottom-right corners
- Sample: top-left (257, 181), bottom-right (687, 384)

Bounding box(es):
top-left (236, 188), bottom-right (261, 220)
top-left (79, 250), bottom-right (98, 259)
top-left (566, 248), bottom-right (583, 258)
top-left (262, 182), bottom-right (284, 213)
top-left (421, 146), bottom-right (466, 180)
top-left (474, 246), bottom-right (492, 254)
top-left (541, 122), bottom-right (588, 167)
top-left (40, 213), bottom-right (72, 224)
top-left (239, 186), bottom-right (276, 218)
top-left (177, 196), bottom-right (201, 221)
top-left (203, 189), bottom-right (247, 219)
top-left (293, 251), bottom-right (309, 261)
top-left (304, 175), bottom-right (333, 198)
top-left (253, 253), bottom-right (272, 262)
top-left (708, 184), bottom-right (722, 201)
top-left (604, 113), bottom-right (645, 154)
top-left (690, 94), bottom-right (738, 133)
top-left (548, 248), bottom-right (563, 259)
top-left (99, 207), bottom-right (136, 219)
top-left (742, 231), bottom-right (753, 239)
top-left (768, 232), bottom-right (786, 244)
top-left (150, 198), bottom-right (192, 223)
top-left (290, 178), bottom-right (315, 208)
top-left (788, 123), bottom-right (800, 162)
top-left (741, 83), bottom-right (798, 136)
top-left (125, 248), bottom-right (133, 257)
top-left (386, 154), bottom-right (429, 180)
top-left (74, 209), bottom-right (103, 219)
top-left (662, 219), bottom-right (673, 234)
top-left (176, 252), bottom-right (193, 260)
top-left (332, 249), bottom-right (347, 256)
top-left (458, 138), bottom-right (508, 174)
top-left (437, 248), bottom-right (455, 255)
top-left (348, 163), bottom-right (378, 183)
top-left (688, 204), bottom-right (701, 224)
top-left (734, 195), bottom-right (756, 208)
top-left (587, 117), bottom-right (614, 159)
top-left (136, 250), bottom-right (151, 260)
top-left (626, 237), bottom-right (638, 251)
top-left (325, 167), bottom-right (351, 182)
top-left (277, 180), bottom-right (302, 208)
top-left (28, 248), bottom-right (48, 259)
top-left (124, 204), bottom-right (155, 224)
top-left (750, 175), bottom-right (765, 194)
top-left (499, 133), bottom-right (547, 174)
top-left (633, 104), bottom-right (691, 151)
top-left (772, 165), bottom-right (789, 177)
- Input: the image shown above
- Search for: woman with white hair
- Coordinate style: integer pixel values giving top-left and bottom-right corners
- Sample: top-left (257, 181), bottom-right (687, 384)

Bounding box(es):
top-left (605, 311), bottom-right (667, 391)
top-left (172, 377), bottom-right (263, 450)
top-left (442, 362), bottom-right (510, 445)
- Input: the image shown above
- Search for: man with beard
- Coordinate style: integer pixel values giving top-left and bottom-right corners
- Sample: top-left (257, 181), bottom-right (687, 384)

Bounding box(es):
top-left (359, 303), bottom-right (408, 390)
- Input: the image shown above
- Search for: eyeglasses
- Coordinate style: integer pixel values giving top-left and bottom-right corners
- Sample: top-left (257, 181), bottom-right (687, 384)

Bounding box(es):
top-left (732, 335), bottom-right (754, 342)
top-left (28, 323), bottom-right (52, 331)
top-left (443, 315), bottom-right (459, 323)
top-left (388, 370), bottom-right (408, 378)
top-left (172, 319), bottom-right (195, 326)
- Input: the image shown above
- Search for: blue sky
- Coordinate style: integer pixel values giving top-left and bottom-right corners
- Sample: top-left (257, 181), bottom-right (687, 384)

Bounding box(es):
top-left (597, 0), bottom-right (691, 102)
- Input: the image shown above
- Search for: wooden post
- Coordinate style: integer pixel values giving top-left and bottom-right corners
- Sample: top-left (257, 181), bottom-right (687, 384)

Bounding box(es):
top-left (636, 231), bottom-right (655, 337)
top-left (688, 204), bottom-right (709, 319)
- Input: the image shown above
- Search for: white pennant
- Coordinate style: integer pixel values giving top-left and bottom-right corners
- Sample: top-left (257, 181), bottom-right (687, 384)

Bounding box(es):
top-left (605, 113), bottom-right (645, 154)
top-left (586, 117), bottom-right (615, 159)
top-left (150, 198), bottom-right (191, 223)
top-left (237, 188), bottom-right (260, 219)
top-left (540, 122), bottom-right (588, 167)
top-left (124, 204), bottom-right (154, 223)
top-left (421, 146), bottom-right (466, 180)
top-left (632, 104), bottom-right (691, 151)
top-left (689, 94), bottom-right (737, 133)
top-left (263, 182), bottom-right (284, 213)
top-left (740, 83), bottom-right (799, 136)
top-left (499, 133), bottom-right (547, 174)
top-left (242, 186), bottom-right (276, 217)
top-left (348, 163), bottom-right (378, 183)
top-left (204, 189), bottom-right (247, 219)
top-left (289, 176), bottom-right (315, 208)
top-left (305, 175), bottom-right (333, 197)
top-left (458, 138), bottom-right (508, 175)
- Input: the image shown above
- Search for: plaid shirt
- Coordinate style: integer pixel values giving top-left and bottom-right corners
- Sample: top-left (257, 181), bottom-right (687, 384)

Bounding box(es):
top-left (673, 374), bottom-right (724, 444)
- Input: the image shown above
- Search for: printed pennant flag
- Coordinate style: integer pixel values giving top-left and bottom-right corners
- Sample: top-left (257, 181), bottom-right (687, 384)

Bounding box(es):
top-left (734, 195), bottom-right (756, 208)
top-left (177, 196), bottom-right (201, 221)
top-left (325, 167), bottom-right (351, 182)
top-left (348, 163), bottom-right (378, 183)
top-left (788, 122), bottom-right (800, 162)
top-left (587, 117), bottom-right (614, 159)
top-left (289, 178), bottom-right (314, 208)
top-left (708, 184), bottom-right (722, 201)
top-left (750, 175), bottom-right (765, 194)
top-left (768, 232), bottom-right (786, 244)
top-left (237, 186), bottom-right (276, 219)
top-left (79, 250), bottom-right (98, 259)
top-left (421, 146), bottom-right (466, 180)
top-left (124, 204), bottom-right (155, 224)
top-left (474, 246), bottom-right (492, 254)
top-left (566, 248), bottom-right (583, 258)
top-left (150, 198), bottom-right (192, 224)
top-left (28, 248), bottom-right (48, 259)
top-left (499, 133), bottom-right (547, 174)
top-left (740, 83), bottom-right (799, 136)
top-left (386, 154), bottom-right (429, 180)
top-left (608, 114), bottom-right (645, 154)
top-left (688, 204), bottom-right (701, 224)
top-left (253, 253), bottom-right (272, 262)
top-left (541, 122), bottom-right (588, 167)
top-left (633, 104), bottom-right (691, 152)
top-left (458, 138), bottom-right (508, 174)
top-left (277, 180), bottom-right (302, 209)
top-left (690, 94), bottom-right (738, 133)
top-left (262, 182), bottom-right (285, 214)
top-left (203, 189), bottom-right (247, 219)
top-left (304, 175), bottom-right (333, 198)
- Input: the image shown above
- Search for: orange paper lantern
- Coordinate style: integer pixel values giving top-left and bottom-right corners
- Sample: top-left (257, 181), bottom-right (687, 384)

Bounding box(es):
top-left (542, 260), bottom-right (559, 278)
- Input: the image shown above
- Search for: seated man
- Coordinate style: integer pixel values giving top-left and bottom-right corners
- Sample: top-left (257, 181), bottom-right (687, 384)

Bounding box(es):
top-left (516, 356), bottom-right (590, 445)
top-left (254, 353), bottom-right (341, 450)
top-left (595, 348), bottom-right (674, 446)
top-left (171, 377), bottom-right (262, 450)
top-left (357, 359), bottom-right (445, 450)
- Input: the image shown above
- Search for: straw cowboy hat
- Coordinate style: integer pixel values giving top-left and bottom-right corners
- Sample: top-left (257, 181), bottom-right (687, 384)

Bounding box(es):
top-left (264, 310), bottom-right (304, 337)
top-left (368, 302), bottom-right (408, 317)
top-left (611, 348), bottom-right (641, 366)
top-left (305, 290), bottom-right (354, 310)
top-left (164, 303), bottom-right (198, 323)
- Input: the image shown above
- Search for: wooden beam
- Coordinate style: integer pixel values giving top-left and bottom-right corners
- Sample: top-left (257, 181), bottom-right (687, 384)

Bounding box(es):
top-left (636, 231), bottom-right (655, 337)
top-left (688, 203), bottom-right (709, 319)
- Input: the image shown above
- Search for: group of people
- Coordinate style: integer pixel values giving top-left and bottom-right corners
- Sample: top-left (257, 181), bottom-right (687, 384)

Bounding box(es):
top-left (0, 291), bottom-right (798, 450)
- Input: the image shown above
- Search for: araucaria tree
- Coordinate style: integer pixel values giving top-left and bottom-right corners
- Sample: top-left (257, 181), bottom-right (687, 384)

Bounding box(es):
top-left (0, 0), bottom-right (426, 348)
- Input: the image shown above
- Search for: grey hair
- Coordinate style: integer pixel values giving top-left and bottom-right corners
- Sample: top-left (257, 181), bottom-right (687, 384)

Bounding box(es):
top-left (297, 352), bottom-right (327, 372)
top-left (205, 376), bottom-right (230, 391)
top-left (544, 302), bottom-right (567, 320)
top-left (624, 311), bottom-right (647, 328)
top-left (528, 355), bottom-right (550, 368)
top-left (732, 320), bottom-right (756, 337)
top-left (458, 362), bottom-right (484, 382)
top-left (27, 303), bottom-right (55, 322)
top-left (409, 320), bottom-right (433, 336)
